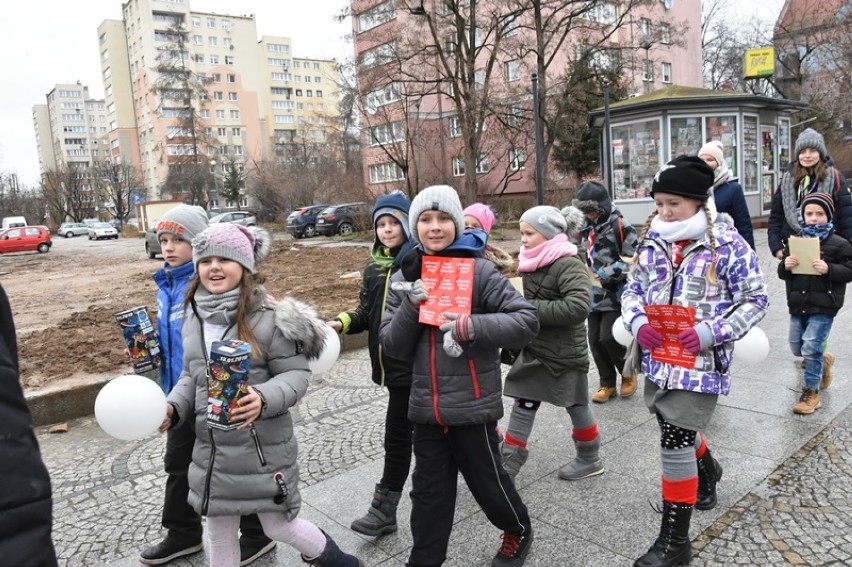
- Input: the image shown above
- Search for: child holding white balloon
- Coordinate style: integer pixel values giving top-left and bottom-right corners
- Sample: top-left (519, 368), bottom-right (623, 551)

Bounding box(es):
top-left (327, 191), bottom-right (417, 537)
top-left (622, 156), bottom-right (768, 567)
top-left (777, 193), bottom-right (852, 415)
top-left (160, 223), bottom-right (363, 567)
top-left (501, 206), bottom-right (605, 482)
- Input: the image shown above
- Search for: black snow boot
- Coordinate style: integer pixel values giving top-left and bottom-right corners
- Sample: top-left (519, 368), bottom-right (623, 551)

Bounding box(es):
top-left (633, 501), bottom-right (693, 567)
top-left (695, 450), bottom-right (723, 511)
top-left (301, 531), bottom-right (364, 567)
top-left (350, 483), bottom-right (402, 537)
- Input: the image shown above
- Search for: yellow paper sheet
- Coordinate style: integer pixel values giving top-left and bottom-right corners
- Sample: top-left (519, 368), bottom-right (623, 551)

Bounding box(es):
top-left (788, 236), bottom-right (820, 275)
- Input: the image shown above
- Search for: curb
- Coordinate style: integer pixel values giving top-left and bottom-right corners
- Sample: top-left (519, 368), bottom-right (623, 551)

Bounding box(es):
top-left (25, 332), bottom-right (369, 427)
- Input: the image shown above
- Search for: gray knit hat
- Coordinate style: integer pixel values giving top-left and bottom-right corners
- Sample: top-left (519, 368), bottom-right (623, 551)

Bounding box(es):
top-left (794, 128), bottom-right (827, 159)
top-left (156, 204), bottom-right (209, 242)
top-left (192, 223), bottom-right (271, 273)
top-left (520, 206), bottom-right (568, 240)
top-left (408, 185), bottom-right (465, 243)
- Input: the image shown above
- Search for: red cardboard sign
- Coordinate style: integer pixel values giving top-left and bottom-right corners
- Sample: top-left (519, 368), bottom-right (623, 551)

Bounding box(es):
top-left (418, 256), bottom-right (475, 326)
top-left (644, 304), bottom-right (697, 368)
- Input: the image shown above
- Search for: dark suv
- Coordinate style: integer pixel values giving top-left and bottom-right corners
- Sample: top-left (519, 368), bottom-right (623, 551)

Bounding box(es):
top-left (285, 204), bottom-right (329, 238)
top-left (315, 202), bottom-right (371, 236)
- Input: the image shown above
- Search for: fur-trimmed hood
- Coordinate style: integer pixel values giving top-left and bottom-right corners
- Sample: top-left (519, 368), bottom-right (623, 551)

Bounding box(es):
top-left (271, 296), bottom-right (328, 361)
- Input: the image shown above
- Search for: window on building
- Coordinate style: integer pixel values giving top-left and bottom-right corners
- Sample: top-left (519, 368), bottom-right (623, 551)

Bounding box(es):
top-left (369, 162), bottom-right (405, 183)
top-left (192, 16), bottom-right (200, 27)
top-left (444, 36), bottom-right (457, 54)
top-left (200, 109), bottom-right (210, 118)
top-left (227, 74), bottom-right (236, 83)
top-left (643, 59), bottom-right (654, 81)
top-left (223, 37), bottom-right (233, 48)
top-left (194, 54), bottom-right (205, 64)
top-left (216, 109), bottom-right (225, 119)
top-left (221, 19), bottom-right (230, 30)
top-left (502, 14), bottom-right (519, 36)
top-left (661, 62), bottom-right (672, 83)
top-left (295, 89), bottom-right (303, 96)
top-left (214, 91), bottom-right (223, 100)
top-left (360, 42), bottom-right (396, 69)
top-left (314, 76), bottom-right (321, 83)
top-left (232, 127), bottom-right (241, 136)
top-left (640, 18), bottom-right (652, 38)
top-left (225, 56), bottom-right (234, 65)
top-left (505, 60), bottom-right (520, 82)
top-left (212, 73), bottom-right (221, 82)
top-left (317, 103), bottom-right (324, 111)
top-left (588, 2), bottom-right (617, 25)
top-left (305, 76), bottom-right (311, 83)
top-left (267, 43), bottom-right (289, 53)
top-left (217, 127), bottom-right (227, 136)
top-left (209, 36), bottom-right (217, 47)
top-left (228, 92), bottom-right (237, 101)
top-left (274, 114), bottom-right (295, 124)
top-left (210, 55), bottom-right (219, 64)
top-left (316, 89), bottom-right (323, 97)
top-left (449, 116), bottom-right (462, 137)
top-left (306, 89), bottom-right (313, 97)
top-left (193, 34), bottom-right (203, 45)
top-left (659, 23), bottom-right (671, 44)
top-left (314, 62), bottom-right (320, 70)
top-left (510, 148), bottom-right (526, 170)
top-left (475, 68), bottom-right (485, 89)
top-left (357, 0), bottom-right (395, 33)
top-left (476, 154), bottom-right (490, 174)
top-left (453, 157), bottom-right (465, 177)
top-left (207, 17), bottom-right (216, 28)
top-left (230, 110), bottom-right (240, 119)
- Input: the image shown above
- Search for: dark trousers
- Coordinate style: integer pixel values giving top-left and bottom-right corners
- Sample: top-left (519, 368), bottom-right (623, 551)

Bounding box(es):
top-left (162, 419), bottom-right (267, 544)
top-left (407, 422), bottom-right (531, 567)
top-left (380, 386), bottom-right (414, 493)
top-left (588, 310), bottom-right (627, 387)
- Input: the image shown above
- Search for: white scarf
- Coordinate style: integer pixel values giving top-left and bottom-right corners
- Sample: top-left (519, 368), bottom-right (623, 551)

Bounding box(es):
top-left (650, 199), bottom-right (716, 243)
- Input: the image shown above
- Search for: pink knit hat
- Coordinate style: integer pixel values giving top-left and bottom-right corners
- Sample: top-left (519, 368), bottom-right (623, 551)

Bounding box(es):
top-left (698, 140), bottom-right (725, 167)
top-left (192, 223), bottom-right (257, 272)
top-left (462, 203), bottom-right (496, 234)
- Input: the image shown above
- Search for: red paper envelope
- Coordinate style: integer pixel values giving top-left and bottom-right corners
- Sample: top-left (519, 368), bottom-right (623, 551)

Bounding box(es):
top-left (418, 257), bottom-right (475, 326)
top-left (644, 304), bottom-right (696, 368)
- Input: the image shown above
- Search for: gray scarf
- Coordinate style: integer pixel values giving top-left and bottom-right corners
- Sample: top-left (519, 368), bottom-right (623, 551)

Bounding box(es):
top-left (712, 164), bottom-right (734, 189)
top-left (193, 287), bottom-right (241, 326)
top-left (780, 165), bottom-right (835, 233)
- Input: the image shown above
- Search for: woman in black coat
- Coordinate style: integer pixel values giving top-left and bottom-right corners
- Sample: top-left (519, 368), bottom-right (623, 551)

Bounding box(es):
top-left (0, 284), bottom-right (58, 567)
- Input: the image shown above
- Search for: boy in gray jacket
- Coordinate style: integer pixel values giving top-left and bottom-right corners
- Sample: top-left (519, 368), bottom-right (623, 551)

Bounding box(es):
top-left (380, 185), bottom-right (539, 567)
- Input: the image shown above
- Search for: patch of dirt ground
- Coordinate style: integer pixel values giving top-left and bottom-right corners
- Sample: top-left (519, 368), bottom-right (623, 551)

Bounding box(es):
top-left (3, 235), bottom-right (371, 394)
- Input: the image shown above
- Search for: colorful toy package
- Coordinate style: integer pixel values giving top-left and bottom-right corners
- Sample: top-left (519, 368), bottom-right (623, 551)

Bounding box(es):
top-left (207, 339), bottom-right (251, 430)
top-left (115, 306), bottom-right (162, 374)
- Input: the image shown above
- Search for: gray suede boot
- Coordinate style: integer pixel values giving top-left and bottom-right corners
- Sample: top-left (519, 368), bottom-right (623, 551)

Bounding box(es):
top-left (350, 483), bottom-right (402, 537)
top-left (558, 437), bottom-right (604, 480)
top-left (500, 443), bottom-right (529, 480)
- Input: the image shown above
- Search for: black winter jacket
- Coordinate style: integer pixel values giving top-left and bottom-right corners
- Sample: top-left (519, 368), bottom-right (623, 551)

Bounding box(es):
top-left (339, 257), bottom-right (412, 388)
top-left (768, 158), bottom-right (852, 255)
top-left (0, 285), bottom-right (58, 567)
top-left (778, 232), bottom-right (852, 316)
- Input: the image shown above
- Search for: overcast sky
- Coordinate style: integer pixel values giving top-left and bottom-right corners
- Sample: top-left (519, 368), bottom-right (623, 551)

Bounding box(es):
top-left (1, 0), bottom-right (783, 188)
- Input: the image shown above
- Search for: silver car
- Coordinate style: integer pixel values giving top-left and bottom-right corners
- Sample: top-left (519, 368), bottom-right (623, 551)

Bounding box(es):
top-left (88, 222), bottom-right (119, 240)
top-left (58, 222), bottom-right (89, 238)
top-left (208, 211), bottom-right (257, 227)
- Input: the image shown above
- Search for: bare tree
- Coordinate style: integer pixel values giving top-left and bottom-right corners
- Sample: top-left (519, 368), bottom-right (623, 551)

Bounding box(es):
top-left (39, 165), bottom-right (95, 223)
top-left (99, 162), bottom-right (146, 227)
top-left (0, 173), bottom-right (45, 225)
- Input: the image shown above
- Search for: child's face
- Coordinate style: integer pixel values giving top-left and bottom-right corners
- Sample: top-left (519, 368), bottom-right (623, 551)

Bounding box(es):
top-left (417, 210), bottom-right (456, 254)
top-left (699, 154), bottom-right (719, 169)
top-left (159, 234), bottom-right (193, 268)
top-left (803, 203), bottom-right (828, 225)
top-left (464, 215), bottom-right (483, 231)
top-left (798, 147), bottom-right (821, 169)
top-left (519, 221), bottom-right (547, 249)
top-left (654, 193), bottom-right (702, 222)
top-left (198, 256), bottom-right (243, 294)
top-left (584, 210), bottom-right (599, 222)
top-left (375, 215), bottom-right (405, 249)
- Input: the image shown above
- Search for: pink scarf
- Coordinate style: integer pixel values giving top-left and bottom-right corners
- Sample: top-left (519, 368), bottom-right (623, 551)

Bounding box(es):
top-left (518, 233), bottom-right (578, 272)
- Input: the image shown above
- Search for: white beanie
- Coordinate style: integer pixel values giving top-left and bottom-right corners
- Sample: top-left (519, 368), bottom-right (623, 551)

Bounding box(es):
top-left (520, 206), bottom-right (568, 240)
top-left (408, 185), bottom-right (465, 243)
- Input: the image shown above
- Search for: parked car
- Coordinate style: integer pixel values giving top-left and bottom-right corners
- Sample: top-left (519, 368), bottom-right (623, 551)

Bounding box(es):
top-left (57, 222), bottom-right (89, 238)
top-left (315, 202), bottom-right (371, 236)
top-left (88, 222), bottom-right (119, 240)
top-left (286, 204), bottom-right (329, 238)
top-left (145, 228), bottom-right (162, 259)
top-left (0, 226), bottom-right (52, 254)
top-left (209, 211), bottom-right (256, 227)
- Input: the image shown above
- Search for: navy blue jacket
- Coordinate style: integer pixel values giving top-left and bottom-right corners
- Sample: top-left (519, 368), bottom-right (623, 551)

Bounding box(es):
top-left (714, 178), bottom-right (755, 249)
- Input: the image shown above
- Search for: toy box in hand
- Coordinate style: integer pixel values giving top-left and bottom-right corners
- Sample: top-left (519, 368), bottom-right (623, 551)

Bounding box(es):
top-left (115, 306), bottom-right (162, 374)
top-left (207, 339), bottom-right (251, 430)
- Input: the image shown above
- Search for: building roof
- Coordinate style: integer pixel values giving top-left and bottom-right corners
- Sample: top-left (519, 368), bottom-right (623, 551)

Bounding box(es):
top-left (588, 85), bottom-right (807, 127)
top-left (775, 0), bottom-right (852, 36)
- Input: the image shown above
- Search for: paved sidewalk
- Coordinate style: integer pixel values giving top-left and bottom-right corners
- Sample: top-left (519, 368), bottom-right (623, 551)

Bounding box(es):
top-left (37, 229), bottom-right (852, 566)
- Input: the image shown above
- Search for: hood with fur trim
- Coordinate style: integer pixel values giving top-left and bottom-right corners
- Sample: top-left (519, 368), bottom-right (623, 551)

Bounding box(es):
top-left (272, 296), bottom-right (328, 361)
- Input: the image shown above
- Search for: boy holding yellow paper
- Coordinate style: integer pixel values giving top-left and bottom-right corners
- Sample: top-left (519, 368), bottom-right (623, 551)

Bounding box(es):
top-left (778, 193), bottom-right (852, 414)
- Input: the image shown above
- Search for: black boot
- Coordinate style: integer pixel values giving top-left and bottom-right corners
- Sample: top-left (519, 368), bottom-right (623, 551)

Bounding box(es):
top-left (350, 483), bottom-right (402, 536)
top-left (302, 530), bottom-right (364, 567)
top-left (634, 501), bottom-right (693, 567)
top-left (696, 450), bottom-right (723, 511)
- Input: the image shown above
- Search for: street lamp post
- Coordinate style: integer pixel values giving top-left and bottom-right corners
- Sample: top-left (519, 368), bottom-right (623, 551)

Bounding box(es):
top-left (603, 78), bottom-right (613, 193)
top-left (209, 159), bottom-right (219, 211)
top-left (532, 73), bottom-right (544, 206)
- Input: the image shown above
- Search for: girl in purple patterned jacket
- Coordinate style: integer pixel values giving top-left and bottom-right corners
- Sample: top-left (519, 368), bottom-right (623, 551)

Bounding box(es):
top-left (621, 156), bottom-right (768, 567)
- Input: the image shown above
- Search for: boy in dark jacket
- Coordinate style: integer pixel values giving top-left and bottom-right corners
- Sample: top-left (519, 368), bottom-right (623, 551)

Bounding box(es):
top-left (778, 193), bottom-right (852, 415)
top-left (329, 191), bottom-right (416, 537)
top-left (380, 185), bottom-right (539, 567)
top-left (141, 205), bottom-right (272, 565)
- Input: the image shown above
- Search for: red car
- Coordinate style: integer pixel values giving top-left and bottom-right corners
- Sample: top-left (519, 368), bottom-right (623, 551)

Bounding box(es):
top-left (0, 226), bottom-right (52, 254)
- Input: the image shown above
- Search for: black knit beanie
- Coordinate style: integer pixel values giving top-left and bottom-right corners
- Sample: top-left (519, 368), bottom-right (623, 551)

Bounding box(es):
top-left (650, 155), bottom-right (715, 201)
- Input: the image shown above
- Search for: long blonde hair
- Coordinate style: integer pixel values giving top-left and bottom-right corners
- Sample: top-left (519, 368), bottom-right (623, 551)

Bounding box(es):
top-left (630, 201), bottom-right (718, 285)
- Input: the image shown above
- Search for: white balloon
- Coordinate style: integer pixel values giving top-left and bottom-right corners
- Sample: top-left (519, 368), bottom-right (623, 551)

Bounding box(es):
top-left (309, 325), bottom-right (341, 374)
top-left (612, 316), bottom-right (632, 347)
top-left (734, 327), bottom-right (770, 365)
top-left (95, 374), bottom-right (167, 441)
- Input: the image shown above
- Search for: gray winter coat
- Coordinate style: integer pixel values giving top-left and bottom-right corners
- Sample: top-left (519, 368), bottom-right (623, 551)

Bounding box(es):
top-left (380, 258), bottom-right (539, 426)
top-left (167, 296), bottom-right (326, 519)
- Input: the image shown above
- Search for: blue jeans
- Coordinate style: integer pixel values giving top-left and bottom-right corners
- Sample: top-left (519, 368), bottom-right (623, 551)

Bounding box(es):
top-left (789, 314), bottom-right (834, 390)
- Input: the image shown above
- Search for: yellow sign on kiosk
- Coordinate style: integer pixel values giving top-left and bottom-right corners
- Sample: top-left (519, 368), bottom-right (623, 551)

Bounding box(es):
top-left (743, 47), bottom-right (775, 79)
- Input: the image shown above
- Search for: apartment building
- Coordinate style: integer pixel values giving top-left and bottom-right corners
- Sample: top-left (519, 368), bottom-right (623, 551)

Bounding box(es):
top-left (95, 0), bottom-right (339, 204)
top-left (351, 0), bottom-right (702, 200)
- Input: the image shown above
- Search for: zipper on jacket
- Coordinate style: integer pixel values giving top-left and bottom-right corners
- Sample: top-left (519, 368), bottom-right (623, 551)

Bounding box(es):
top-left (249, 424), bottom-right (267, 466)
top-left (429, 329), bottom-right (447, 429)
top-left (273, 471), bottom-right (289, 505)
top-left (378, 270), bottom-right (392, 387)
top-left (201, 426), bottom-right (216, 515)
top-left (467, 358), bottom-right (481, 399)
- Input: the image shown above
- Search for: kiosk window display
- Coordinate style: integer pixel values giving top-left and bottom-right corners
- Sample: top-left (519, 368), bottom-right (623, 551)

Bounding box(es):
top-left (669, 114), bottom-right (738, 175)
top-left (610, 118), bottom-right (662, 200)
